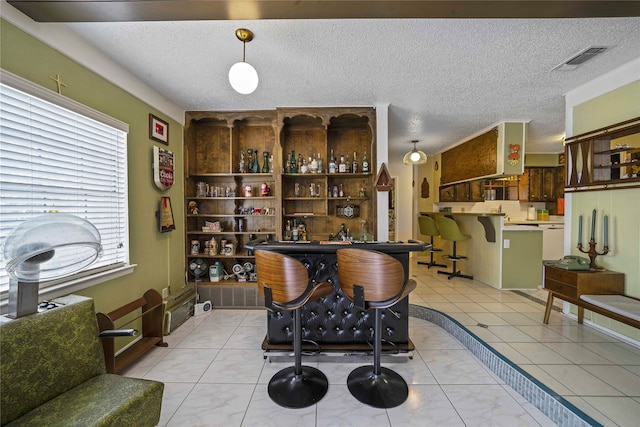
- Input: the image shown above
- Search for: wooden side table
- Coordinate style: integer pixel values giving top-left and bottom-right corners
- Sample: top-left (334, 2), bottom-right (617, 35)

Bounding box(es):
top-left (543, 265), bottom-right (625, 324)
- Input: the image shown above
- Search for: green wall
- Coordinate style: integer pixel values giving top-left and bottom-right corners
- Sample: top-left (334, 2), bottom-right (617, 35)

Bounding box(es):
top-left (1, 19), bottom-right (186, 317)
top-left (569, 80), bottom-right (640, 341)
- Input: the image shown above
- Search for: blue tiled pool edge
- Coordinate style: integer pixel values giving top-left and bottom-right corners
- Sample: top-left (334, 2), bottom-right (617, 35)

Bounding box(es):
top-left (409, 304), bottom-right (602, 427)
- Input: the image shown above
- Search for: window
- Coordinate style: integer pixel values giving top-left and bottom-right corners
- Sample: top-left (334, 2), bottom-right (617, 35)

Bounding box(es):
top-left (0, 70), bottom-right (131, 300)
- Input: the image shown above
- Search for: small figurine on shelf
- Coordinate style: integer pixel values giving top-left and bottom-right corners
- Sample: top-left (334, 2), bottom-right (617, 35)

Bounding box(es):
top-left (188, 201), bottom-right (199, 214)
top-left (239, 150), bottom-right (246, 173)
top-left (261, 182), bottom-right (271, 196)
top-left (247, 148), bottom-right (255, 172)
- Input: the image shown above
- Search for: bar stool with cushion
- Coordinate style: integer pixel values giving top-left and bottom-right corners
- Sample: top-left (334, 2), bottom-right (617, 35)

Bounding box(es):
top-left (336, 248), bottom-right (417, 408)
top-left (417, 215), bottom-right (446, 269)
top-left (436, 216), bottom-right (473, 280)
top-left (255, 250), bottom-right (333, 408)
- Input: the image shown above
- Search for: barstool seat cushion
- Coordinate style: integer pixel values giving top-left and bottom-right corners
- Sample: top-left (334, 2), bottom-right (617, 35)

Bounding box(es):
top-left (437, 216), bottom-right (471, 242)
top-left (418, 215), bottom-right (440, 237)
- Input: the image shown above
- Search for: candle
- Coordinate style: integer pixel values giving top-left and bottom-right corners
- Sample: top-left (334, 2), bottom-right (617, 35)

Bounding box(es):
top-left (591, 209), bottom-right (596, 240)
top-left (604, 215), bottom-right (609, 247)
top-left (578, 215), bottom-right (583, 245)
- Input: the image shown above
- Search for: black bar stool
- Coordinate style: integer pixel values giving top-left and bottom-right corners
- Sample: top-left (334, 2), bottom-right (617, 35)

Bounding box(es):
top-left (255, 250), bottom-right (333, 408)
top-left (336, 248), bottom-right (417, 408)
top-left (417, 215), bottom-right (446, 268)
top-left (436, 216), bottom-right (473, 280)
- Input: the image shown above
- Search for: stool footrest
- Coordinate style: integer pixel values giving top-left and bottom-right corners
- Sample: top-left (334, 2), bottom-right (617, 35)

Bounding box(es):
top-left (442, 255), bottom-right (467, 261)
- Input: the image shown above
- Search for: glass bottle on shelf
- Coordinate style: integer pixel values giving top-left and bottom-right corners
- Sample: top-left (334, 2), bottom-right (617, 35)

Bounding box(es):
top-left (247, 148), bottom-right (255, 173)
top-left (329, 149), bottom-right (336, 174)
top-left (338, 155), bottom-right (347, 173)
top-left (352, 151), bottom-right (358, 173)
top-left (251, 148), bottom-right (260, 173)
top-left (290, 150), bottom-right (297, 173)
top-left (345, 154), bottom-right (351, 173)
top-left (284, 220), bottom-right (292, 241)
top-left (262, 151), bottom-right (269, 173)
top-left (362, 151), bottom-right (369, 172)
top-left (317, 152), bottom-right (323, 173)
top-left (300, 157), bottom-right (309, 174)
top-left (297, 153), bottom-right (303, 173)
top-left (269, 155), bottom-right (274, 173)
top-left (310, 154), bottom-right (318, 173)
top-left (239, 150), bottom-right (246, 173)
top-left (339, 184), bottom-right (344, 197)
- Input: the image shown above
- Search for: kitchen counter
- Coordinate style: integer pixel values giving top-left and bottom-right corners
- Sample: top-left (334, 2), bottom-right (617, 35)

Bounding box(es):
top-left (505, 220), bottom-right (564, 226)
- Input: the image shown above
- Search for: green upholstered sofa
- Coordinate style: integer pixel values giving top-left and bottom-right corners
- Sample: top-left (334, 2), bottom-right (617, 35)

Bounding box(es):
top-left (0, 295), bottom-right (164, 427)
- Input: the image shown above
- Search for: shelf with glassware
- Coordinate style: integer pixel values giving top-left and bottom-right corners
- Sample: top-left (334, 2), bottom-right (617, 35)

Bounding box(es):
top-left (278, 108), bottom-right (376, 241)
top-left (184, 110), bottom-right (279, 286)
top-left (185, 173), bottom-right (277, 285)
top-left (564, 116), bottom-right (640, 192)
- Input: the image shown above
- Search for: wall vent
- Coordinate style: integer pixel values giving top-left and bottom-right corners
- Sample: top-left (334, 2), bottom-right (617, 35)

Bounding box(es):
top-left (552, 46), bottom-right (609, 71)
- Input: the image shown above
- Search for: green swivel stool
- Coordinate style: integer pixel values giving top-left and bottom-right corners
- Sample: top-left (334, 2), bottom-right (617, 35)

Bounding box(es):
top-left (436, 216), bottom-right (473, 280)
top-left (417, 215), bottom-right (446, 269)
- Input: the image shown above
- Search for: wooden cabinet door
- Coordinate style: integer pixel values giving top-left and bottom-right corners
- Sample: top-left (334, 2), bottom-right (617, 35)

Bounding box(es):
top-left (439, 185), bottom-right (455, 202)
top-left (542, 168), bottom-right (556, 201)
top-left (469, 181), bottom-right (484, 201)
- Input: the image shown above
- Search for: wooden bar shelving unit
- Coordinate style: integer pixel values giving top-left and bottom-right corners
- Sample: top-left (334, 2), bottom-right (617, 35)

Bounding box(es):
top-left (96, 288), bottom-right (167, 374)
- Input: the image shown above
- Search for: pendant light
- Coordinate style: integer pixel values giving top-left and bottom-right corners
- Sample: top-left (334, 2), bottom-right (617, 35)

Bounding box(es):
top-left (403, 140), bottom-right (428, 165)
top-left (228, 28), bottom-right (259, 95)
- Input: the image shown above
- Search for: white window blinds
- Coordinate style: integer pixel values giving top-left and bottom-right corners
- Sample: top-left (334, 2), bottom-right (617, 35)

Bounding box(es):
top-left (0, 77), bottom-right (130, 294)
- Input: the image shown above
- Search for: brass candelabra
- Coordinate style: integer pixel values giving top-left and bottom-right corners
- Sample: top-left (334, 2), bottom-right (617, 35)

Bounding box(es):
top-left (577, 239), bottom-right (609, 270)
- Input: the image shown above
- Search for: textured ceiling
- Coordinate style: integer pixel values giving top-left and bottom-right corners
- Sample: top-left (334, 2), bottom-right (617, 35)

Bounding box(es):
top-left (27, 15), bottom-right (640, 156)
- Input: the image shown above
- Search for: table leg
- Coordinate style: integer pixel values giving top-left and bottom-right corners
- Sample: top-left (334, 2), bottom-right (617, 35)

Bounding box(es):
top-left (578, 306), bottom-right (584, 324)
top-left (543, 292), bottom-right (554, 324)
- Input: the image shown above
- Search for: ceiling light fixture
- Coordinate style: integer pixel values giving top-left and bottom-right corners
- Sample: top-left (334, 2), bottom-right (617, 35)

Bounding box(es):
top-left (403, 140), bottom-right (428, 165)
top-left (228, 28), bottom-right (259, 95)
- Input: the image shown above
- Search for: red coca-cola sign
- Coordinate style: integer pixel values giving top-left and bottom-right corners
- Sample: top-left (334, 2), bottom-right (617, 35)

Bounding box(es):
top-left (153, 146), bottom-right (174, 190)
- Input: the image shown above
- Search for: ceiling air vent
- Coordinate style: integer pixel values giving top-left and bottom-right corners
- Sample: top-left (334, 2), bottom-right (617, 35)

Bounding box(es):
top-left (552, 46), bottom-right (609, 71)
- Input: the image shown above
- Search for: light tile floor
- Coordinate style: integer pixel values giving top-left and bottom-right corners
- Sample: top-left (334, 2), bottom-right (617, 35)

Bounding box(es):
top-left (123, 260), bottom-right (640, 427)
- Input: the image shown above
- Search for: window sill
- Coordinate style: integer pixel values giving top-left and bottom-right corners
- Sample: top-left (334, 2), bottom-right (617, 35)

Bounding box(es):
top-left (0, 264), bottom-right (137, 314)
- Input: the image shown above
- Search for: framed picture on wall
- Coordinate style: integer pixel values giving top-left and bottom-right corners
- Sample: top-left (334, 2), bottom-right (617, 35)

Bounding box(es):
top-left (149, 114), bottom-right (169, 145)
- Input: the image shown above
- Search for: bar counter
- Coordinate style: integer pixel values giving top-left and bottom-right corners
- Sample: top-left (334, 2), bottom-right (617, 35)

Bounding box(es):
top-left (247, 240), bottom-right (428, 352)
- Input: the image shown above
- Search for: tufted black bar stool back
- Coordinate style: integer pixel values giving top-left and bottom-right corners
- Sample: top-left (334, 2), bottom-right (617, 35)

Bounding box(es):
top-left (255, 250), bottom-right (333, 408)
top-left (336, 248), bottom-right (417, 408)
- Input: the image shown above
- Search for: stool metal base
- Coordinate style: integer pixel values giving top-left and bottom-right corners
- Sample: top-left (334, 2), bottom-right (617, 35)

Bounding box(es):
top-left (346, 365), bottom-right (409, 408)
top-left (268, 365), bottom-right (329, 408)
top-left (438, 269), bottom-right (474, 280)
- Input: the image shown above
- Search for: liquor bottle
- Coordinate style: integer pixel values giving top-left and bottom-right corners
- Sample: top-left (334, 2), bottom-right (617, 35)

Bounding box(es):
top-left (338, 155), bottom-right (347, 173)
top-left (345, 154), bottom-right (351, 173)
top-left (284, 154), bottom-right (290, 173)
top-left (251, 148), bottom-right (260, 173)
top-left (362, 151), bottom-right (369, 173)
top-left (239, 150), bottom-right (245, 173)
top-left (310, 154), bottom-right (318, 173)
top-left (290, 150), bottom-right (297, 173)
top-left (352, 151), bottom-right (358, 173)
top-left (329, 149), bottom-right (336, 174)
top-left (317, 152), bottom-right (323, 173)
top-left (339, 184), bottom-right (344, 197)
top-left (262, 151), bottom-right (269, 173)
top-left (247, 148), bottom-right (255, 173)
top-left (300, 157), bottom-right (308, 174)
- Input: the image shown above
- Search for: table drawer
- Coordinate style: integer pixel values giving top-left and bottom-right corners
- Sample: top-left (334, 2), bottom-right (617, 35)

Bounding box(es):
top-left (544, 266), bottom-right (578, 286)
top-left (544, 278), bottom-right (577, 299)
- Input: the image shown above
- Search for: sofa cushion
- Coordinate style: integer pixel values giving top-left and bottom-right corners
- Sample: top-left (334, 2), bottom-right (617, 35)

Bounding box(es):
top-left (0, 296), bottom-right (106, 424)
top-left (4, 374), bottom-right (164, 427)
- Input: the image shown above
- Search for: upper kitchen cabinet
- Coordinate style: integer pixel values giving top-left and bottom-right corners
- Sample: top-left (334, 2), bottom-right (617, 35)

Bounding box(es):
top-left (564, 116), bottom-right (640, 192)
top-left (440, 122), bottom-right (527, 185)
top-left (528, 167), bottom-right (564, 202)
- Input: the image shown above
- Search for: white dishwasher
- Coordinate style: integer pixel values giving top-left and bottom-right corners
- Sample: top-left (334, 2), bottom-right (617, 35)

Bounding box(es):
top-left (539, 224), bottom-right (564, 260)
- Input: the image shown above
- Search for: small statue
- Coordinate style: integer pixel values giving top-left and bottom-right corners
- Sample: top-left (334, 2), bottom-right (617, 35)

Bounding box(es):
top-left (261, 182), bottom-right (270, 196)
top-left (188, 201), bottom-right (199, 214)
